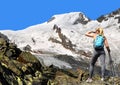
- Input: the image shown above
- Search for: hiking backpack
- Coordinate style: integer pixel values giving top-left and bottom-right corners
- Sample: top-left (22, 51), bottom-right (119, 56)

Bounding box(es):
top-left (93, 35), bottom-right (104, 49)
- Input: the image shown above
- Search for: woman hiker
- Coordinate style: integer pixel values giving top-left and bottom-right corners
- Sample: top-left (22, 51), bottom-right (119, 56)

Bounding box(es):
top-left (85, 28), bottom-right (111, 82)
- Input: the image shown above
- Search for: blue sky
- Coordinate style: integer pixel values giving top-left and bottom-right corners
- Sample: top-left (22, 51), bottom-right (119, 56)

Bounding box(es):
top-left (0, 0), bottom-right (120, 30)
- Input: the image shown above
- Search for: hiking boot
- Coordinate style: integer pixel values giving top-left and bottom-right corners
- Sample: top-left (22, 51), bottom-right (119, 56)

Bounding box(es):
top-left (86, 78), bottom-right (93, 83)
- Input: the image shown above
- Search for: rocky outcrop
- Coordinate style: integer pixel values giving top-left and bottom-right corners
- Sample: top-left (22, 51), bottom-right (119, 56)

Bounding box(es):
top-left (0, 32), bottom-right (9, 42)
top-left (49, 24), bottom-right (76, 51)
top-left (97, 8), bottom-right (120, 23)
top-left (47, 17), bottom-right (55, 23)
top-left (23, 44), bottom-right (32, 52)
top-left (0, 37), bottom-right (57, 85)
top-left (73, 13), bottom-right (90, 25)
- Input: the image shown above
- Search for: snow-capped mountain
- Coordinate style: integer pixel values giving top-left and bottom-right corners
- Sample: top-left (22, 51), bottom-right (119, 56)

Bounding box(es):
top-left (0, 10), bottom-right (120, 71)
top-left (0, 12), bottom-right (91, 56)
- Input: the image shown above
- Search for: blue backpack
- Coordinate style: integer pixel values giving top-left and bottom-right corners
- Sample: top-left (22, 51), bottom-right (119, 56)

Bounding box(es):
top-left (94, 35), bottom-right (104, 49)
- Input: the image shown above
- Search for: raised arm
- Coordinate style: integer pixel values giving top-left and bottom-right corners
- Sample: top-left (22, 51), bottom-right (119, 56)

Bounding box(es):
top-left (85, 31), bottom-right (95, 38)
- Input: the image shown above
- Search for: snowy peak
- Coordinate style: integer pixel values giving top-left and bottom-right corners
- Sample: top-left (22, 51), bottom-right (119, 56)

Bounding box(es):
top-left (96, 8), bottom-right (120, 29)
top-left (97, 8), bottom-right (120, 23)
top-left (47, 12), bottom-right (90, 25)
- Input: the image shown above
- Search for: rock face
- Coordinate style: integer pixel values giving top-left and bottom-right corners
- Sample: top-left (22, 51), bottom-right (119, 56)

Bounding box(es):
top-left (0, 32), bottom-right (9, 42)
top-left (97, 8), bottom-right (120, 23)
top-left (0, 36), bottom-right (56, 85)
top-left (49, 24), bottom-right (76, 52)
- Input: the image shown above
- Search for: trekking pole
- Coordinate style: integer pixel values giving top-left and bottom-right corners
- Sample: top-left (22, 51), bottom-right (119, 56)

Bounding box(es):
top-left (108, 53), bottom-right (115, 85)
top-left (108, 53), bottom-right (115, 76)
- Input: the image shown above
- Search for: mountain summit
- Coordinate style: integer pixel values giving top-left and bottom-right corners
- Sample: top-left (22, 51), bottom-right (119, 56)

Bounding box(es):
top-left (47, 12), bottom-right (90, 25)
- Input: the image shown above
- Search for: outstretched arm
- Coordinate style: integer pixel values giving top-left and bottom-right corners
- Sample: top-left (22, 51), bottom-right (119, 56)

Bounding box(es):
top-left (85, 31), bottom-right (95, 38)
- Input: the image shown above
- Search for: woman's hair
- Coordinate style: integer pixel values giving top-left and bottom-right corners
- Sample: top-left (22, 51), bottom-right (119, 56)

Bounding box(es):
top-left (96, 27), bottom-right (104, 36)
